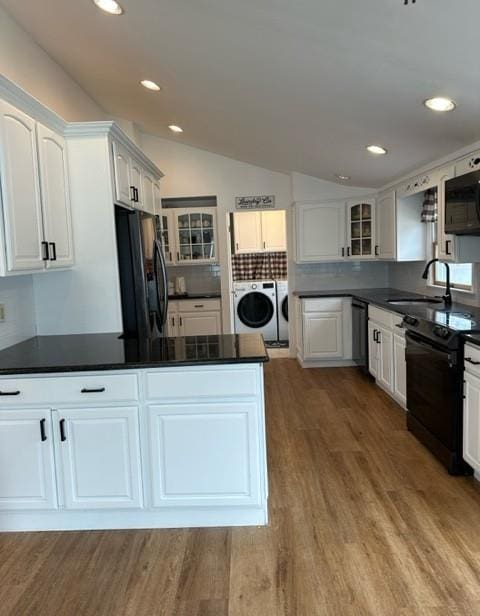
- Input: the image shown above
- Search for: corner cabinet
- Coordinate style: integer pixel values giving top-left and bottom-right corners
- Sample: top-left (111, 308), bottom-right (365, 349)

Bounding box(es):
top-left (173, 207), bottom-right (218, 264)
top-left (295, 202), bottom-right (346, 262)
top-left (0, 99), bottom-right (74, 274)
top-left (346, 199), bottom-right (376, 259)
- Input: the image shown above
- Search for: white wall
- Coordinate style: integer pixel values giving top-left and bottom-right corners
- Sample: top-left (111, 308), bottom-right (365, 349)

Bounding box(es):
top-left (141, 134), bottom-right (292, 332)
top-left (0, 7), bottom-right (109, 346)
top-left (291, 172), bottom-right (375, 202)
top-left (0, 6), bottom-right (105, 122)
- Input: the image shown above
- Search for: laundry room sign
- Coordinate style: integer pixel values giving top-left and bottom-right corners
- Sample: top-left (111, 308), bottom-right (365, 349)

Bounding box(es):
top-left (235, 195), bottom-right (275, 210)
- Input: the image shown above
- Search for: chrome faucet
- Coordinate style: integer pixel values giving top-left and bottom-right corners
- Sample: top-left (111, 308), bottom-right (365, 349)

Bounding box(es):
top-left (422, 259), bottom-right (452, 306)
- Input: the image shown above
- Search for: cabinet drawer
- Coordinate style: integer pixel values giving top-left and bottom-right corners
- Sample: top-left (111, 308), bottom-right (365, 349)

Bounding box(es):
top-left (145, 367), bottom-right (258, 400)
top-left (178, 299), bottom-right (221, 312)
top-left (0, 373), bottom-right (139, 406)
top-left (465, 344), bottom-right (480, 377)
top-left (303, 298), bottom-right (344, 313)
top-left (369, 305), bottom-right (395, 329)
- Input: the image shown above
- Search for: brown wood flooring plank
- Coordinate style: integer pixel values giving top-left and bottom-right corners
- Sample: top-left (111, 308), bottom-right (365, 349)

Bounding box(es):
top-left (2, 360), bottom-right (480, 615)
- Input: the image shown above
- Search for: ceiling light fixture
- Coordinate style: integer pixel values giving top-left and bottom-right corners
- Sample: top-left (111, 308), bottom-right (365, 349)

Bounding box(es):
top-left (424, 97), bottom-right (456, 112)
top-left (366, 144), bottom-right (388, 155)
top-left (140, 80), bottom-right (161, 91)
top-left (169, 125), bottom-right (183, 133)
top-left (336, 175), bottom-right (350, 181)
top-left (92, 0), bottom-right (124, 15)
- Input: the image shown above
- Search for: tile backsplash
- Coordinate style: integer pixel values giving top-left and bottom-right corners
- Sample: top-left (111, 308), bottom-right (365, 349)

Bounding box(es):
top-left (0, 276), bottom-right (36, 350)
top-left (167, 264), bottom-right (221, 295)
top-left (294, 261), bottom-right (389, 291)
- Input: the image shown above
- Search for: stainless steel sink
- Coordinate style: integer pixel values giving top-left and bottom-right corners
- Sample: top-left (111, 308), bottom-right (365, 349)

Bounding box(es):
top-left (386, 298), bottom-right (443, 306)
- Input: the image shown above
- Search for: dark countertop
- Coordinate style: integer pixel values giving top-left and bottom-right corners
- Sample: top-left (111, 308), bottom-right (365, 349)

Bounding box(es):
top-left (0, 333), bottom-right (268, 375)
top-left (168, 293), bottom-right (221, 301)
top-left (294, 288), bottom-right (480, 333)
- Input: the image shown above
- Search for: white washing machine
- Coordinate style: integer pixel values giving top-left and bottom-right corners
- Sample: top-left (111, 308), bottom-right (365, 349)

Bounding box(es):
top-left (276, 280), bottom-right (289, 342)
top-left (234, 280), bottom-right (278, 342)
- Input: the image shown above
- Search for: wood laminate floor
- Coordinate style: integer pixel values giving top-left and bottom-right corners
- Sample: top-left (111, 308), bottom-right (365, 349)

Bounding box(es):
top-left (2, 360), bottom-right (480, 615)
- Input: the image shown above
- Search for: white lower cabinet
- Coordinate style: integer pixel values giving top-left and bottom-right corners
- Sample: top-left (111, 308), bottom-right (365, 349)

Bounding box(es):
top-left (148, 401), bottom-right (261, 508)
top-left (368, 306), bottom-right (406, 407)
top-left (0, 409), bottom-right (57, 510)
top-left (463, 345), bottom-right (480, 476)
top-left (56, 407), bottom-right (143, 510)
top-left (297, 297), bottom-right (352, 365)
top-left (304, 312), bottom-right (343, 359)
top-left (168, 299), bottom-right (222, 337)
top-left (393, 333), bottom-right (407, 407)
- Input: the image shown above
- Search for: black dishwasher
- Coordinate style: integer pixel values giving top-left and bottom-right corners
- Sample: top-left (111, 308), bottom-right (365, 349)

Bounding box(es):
top-left (352, 299), bottom-right (369, 375)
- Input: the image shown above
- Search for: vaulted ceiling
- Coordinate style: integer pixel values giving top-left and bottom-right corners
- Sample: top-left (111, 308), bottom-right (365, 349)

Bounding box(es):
top-left (2, 0), bottom-right (480, 186)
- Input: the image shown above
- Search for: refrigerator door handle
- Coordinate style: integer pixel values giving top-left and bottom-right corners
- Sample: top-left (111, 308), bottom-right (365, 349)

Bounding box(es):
top-left (154, 240), bottom-right (169, 331)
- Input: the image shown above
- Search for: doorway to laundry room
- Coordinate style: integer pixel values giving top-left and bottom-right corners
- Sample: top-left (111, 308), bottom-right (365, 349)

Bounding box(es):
top-left (230, 210), bottom-right (289, 355)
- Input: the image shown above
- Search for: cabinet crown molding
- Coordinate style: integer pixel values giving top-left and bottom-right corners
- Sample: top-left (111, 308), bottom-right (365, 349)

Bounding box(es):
top-left (64, 121), bottom-right (164, 179)
top-left (0, 75), bottom-right (163, 180)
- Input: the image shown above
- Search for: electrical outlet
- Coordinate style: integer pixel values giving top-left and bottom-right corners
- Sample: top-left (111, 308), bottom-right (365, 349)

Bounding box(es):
top-left (0, 304), bottom-right (6, 322)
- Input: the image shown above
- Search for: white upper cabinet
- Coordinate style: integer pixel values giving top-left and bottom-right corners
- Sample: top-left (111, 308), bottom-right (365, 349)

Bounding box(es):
top-left (295, 202), bottom-right (345, 262)
top-left (130, 159), bottom-right (143, 209)
top-left (233, 211), bottom-right (262, 253)
top-left (233, 210), bottom-right (286, 254)
top-left (346, 199), bottom-right (376, 259)
top-left (142, 172), bottom-right (155, 215)
top-left (36, 124), bottom-right (74, 269)
top-left (0, 100), bottom-right (74, 274)
top-left (397, 172), bottom-right (437, 199)
top-left (376, 191), bottom-right (396, 259)
top-left (173, 208), bottom-right (218, 265)
top-left (0, 100), bottom-right (45, 272)
top-left (261, 210), bottom-right (287, 251)
top-left (112, 140), bottom-right (132, 207)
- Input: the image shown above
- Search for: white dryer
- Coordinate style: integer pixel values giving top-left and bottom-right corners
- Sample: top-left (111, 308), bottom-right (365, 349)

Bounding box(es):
top-left (234, 280), bottom-right (278, 342)
top-left (276, 280), bottom-right (289, 342)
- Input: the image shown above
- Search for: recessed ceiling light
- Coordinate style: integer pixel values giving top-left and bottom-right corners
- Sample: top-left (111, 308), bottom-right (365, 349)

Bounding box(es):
top-left (335, 175), bottom-right (350, 181)
top-left (92, 0), bottom-right (124, 15)
top-left (169, 125), bottom-right (183, 133)
top-left (366, 144), bottom-right (388, 155)
top-left (140, 80), bottom-right (161, 91)
top-left (424, 97), bottom-right (456, 112)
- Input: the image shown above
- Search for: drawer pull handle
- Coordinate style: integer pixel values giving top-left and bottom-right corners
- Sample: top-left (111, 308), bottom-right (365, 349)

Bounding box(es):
top-left (194, 304), bottom-right (204, 308)
top-left (40, 418), bottom-right (47, 442)
top-left (395, 324), bottom-right (404, 329)
top-left (59, 419), bottom-right (67, 442)
top-left (0, 390), bottom-right (20, 396)
top-left (81, 387), bottom-right (106, 393)
top-left (465, 357), bottom-right (480, 366)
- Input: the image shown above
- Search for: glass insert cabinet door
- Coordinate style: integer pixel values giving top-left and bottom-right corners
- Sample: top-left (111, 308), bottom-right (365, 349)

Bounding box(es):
top-left (173, 207), bottom-right (218, 264)
top-left (158, 212), bottom-right (174, 264)
top-left (347, 200), bottom-right (375, 259)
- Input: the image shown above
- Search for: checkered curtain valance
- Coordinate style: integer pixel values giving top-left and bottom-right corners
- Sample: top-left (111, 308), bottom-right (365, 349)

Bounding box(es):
top-left (421, 188), bottom-right (438, 223)
top-left (232, 252), bottom-right (287, 281)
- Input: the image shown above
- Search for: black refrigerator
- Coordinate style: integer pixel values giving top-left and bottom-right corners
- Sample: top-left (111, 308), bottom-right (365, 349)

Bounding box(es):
top-left (115, 206), bottom-right (168, 338)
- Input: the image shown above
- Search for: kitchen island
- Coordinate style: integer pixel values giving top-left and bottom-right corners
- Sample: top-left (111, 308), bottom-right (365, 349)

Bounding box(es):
top-left (0, 333), bottom-right (269, 532)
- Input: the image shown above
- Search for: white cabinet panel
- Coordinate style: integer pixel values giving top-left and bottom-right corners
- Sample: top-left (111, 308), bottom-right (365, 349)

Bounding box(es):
top-left (233, 211), bottom-right (262, 253)
top-left (393, 333), bottom-right (406, 407)
top-left (346, 199), bottom-right (376, 259)
top-left (56, 407), bottom-right (143, 510)
top-left (295, 202), bottom-right (345, 262)
top-left (148, 402), bottom-right (261, 507)
top-left (112, 140), bottom-right (132, 207)
top-left (130, 160), bottom-right (143, 209)
top-left (464, 372), bottom-right (480, 474)
top-left (142, 172), bottom-right (155, 214)
top-left (368, 321), bottom-right (379, 378)
top-left (179, 312), bottom-right (222, 336)
top-left (36, 124), bottom-right (74, 268)
top-left (303, 312), bottom-right (343, 359)
top-left (377, 325), bottom-right (393, 392)
top-left (261, 210), bottom-right (286, 251)
top-left (376, 191), bottom-right (396, 260)
top-left (0, 409), bottom-right (57, 510)
top-left (0, 100), bottom-right (44, 272)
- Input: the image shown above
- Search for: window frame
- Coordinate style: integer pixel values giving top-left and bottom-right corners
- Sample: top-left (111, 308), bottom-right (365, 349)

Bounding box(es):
top-left (431, 240), bottom-right (474, 291)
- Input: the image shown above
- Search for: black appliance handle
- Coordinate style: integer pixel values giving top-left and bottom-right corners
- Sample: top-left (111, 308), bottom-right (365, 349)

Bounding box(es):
top-left (154, 240), bottom-right (169, 330)
top-left (465, 356), bottom-right (480, 366)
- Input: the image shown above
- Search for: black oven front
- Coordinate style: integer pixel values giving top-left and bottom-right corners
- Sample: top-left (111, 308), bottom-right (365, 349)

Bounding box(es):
top-left (405, 331), bottom-right (470, 475)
